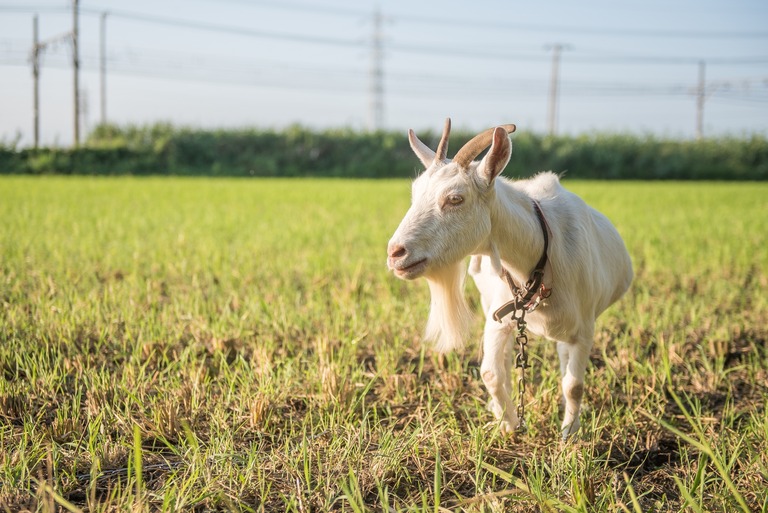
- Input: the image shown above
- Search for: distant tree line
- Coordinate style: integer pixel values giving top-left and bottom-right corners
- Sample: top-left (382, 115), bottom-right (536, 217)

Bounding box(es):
top-left (1, 123), bottom-right (766, 179)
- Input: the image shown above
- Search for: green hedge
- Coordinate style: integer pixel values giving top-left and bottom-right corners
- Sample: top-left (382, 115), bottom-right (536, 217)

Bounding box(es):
top-left (1, 124), bottom-right (766, 179)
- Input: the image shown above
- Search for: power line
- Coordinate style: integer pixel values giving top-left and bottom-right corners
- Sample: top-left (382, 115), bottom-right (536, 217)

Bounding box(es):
top-left (177, 0), bottom-right (768, 41)
top-left (0, 5), bottom-right (367, 48)
top-left (0, 5), bottom-right (71, 14)
top-left (193, 0), bottom-right (367, 19)
top-left (4, 6), bottom-right (768, 65)
top-left (126, 0), bottom-right (768, 40)
top-left (9, 39), bottom-right (766, 91)
top-left (91, 8), bottom-right (367, 48)
top-left (396, 14), bottom-right (768, 39)
top-left (9, 48), bottom-right (764, 101)
top-left (5, 39), bottom-right (768, 96)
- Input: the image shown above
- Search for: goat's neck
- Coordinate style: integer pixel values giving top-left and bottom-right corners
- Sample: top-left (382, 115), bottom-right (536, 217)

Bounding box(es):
top-left (483, 180), bottom-right (545, 282)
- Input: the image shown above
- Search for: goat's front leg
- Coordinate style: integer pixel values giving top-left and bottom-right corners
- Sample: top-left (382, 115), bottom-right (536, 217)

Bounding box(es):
top-left (481, 318), bottom-right (517, 434)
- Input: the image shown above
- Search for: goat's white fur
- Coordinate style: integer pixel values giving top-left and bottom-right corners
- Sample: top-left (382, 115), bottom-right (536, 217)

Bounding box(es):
top-left (387, 122), bottom-right (633, 437)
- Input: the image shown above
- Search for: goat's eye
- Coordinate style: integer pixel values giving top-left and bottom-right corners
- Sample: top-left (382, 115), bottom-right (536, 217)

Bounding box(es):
top-left (444, 194), bottom-right (464, 207)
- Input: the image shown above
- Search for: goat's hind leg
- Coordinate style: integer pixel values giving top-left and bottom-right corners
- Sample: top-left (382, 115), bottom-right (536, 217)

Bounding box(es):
top-left (557, 330), bottom-right (593, 440)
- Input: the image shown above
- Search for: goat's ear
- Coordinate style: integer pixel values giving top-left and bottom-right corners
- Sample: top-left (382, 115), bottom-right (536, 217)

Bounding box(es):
top-left (408, 129), bottom-right (437, 168)
top-left (477, 126), bottom-right (512, 184)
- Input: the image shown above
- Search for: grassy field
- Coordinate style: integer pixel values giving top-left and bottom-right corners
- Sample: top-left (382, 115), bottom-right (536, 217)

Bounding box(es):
top-left (1, 176), bottom-right (766, 512)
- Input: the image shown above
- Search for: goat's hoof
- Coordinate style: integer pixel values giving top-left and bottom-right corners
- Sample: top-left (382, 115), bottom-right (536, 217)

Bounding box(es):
top-left (499, 420), bottom-right (520, 435)
top-left (486, 398), bottom-right (502, 416)
top-left (560, 418), bottom-right (581, 441)
top-left (483, 419), bottom-right (518, 436)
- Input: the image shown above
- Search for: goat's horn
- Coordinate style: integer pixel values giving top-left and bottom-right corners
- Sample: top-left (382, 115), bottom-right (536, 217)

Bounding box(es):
top-left (433, 117), bottom-right (451, 164)
top-left (452, 124), bottom-right (516, 168)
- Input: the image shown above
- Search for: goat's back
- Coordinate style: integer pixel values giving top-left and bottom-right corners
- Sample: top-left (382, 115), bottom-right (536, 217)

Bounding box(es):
top-left (516, 172), bottom-right (633, 319)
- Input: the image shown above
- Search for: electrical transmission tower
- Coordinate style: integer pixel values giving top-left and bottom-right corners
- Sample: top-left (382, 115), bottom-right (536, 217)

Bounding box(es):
top-left (30, 9), bottom-right (78, 148)
top-left (100, 12), bottom-right (108, 127)
top-left (31, 15), bottom-right (41, 148)
top-left (368, 8), bottom-right (384, 132)
top-left (72, 0), bottom-right (80, 146)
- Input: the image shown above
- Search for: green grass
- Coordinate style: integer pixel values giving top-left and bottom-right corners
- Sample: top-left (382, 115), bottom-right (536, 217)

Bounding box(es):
top-left (1, 176), bottom-right (766, 512)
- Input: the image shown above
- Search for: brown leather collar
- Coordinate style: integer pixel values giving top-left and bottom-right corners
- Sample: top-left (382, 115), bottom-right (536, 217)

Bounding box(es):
top-left (492, 200), bottom-right (551, 322)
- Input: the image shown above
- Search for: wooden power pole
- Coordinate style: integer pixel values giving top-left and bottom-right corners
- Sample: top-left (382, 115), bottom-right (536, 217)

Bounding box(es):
top-left (546, 44), bottom-right (563, 136)
top-left (695, 61), bottom-right (706, 140)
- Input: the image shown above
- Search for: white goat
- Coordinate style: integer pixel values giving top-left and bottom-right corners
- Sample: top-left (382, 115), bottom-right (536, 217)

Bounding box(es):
top-left (387, 119), bottom-right (633, 437)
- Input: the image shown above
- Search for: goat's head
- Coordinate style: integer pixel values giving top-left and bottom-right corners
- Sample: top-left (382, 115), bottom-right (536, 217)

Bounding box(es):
top-left (387, 118), bottom-right (516, 280)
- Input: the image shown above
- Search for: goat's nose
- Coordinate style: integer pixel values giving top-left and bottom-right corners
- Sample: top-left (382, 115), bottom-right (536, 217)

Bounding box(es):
top-left (388, 243), bottom-right (407, 259)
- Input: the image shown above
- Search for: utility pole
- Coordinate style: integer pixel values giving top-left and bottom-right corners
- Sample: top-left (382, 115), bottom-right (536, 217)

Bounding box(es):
top-left (546, 44), bottom-right (565, 136)
top-left (100, 12), bottom-right (107, 126)
top-left (72, 0), bottom-right (80, 146)
top-left (695, 60), bottom-right (705, 140)
top-left (32, 15), bottom-right (40, 148)
top-left (368, 7), bottom-right (384, 131)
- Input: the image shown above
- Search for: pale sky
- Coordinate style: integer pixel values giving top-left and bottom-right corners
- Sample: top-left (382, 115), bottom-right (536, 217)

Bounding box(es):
top-left (1, 0), bottom-right (767, 147)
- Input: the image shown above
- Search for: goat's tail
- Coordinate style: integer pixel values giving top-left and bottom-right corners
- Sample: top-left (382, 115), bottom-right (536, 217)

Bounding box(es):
top-left (425, 262), bottom-right (473, 353)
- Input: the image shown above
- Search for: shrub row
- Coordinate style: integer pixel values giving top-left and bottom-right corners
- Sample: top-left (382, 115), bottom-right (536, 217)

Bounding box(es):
top-left (1, 124), bottom-right (766, 179)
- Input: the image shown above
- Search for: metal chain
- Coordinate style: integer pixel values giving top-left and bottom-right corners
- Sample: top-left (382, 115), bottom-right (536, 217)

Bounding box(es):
top-left (511, 305), bottom-right (529, 431)
top-left (495, 273), bottom-right (552, 431)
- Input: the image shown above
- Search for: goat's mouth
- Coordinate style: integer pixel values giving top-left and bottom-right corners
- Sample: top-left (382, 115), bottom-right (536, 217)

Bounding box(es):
top-left (392, 258), bottom-right (428, 279)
